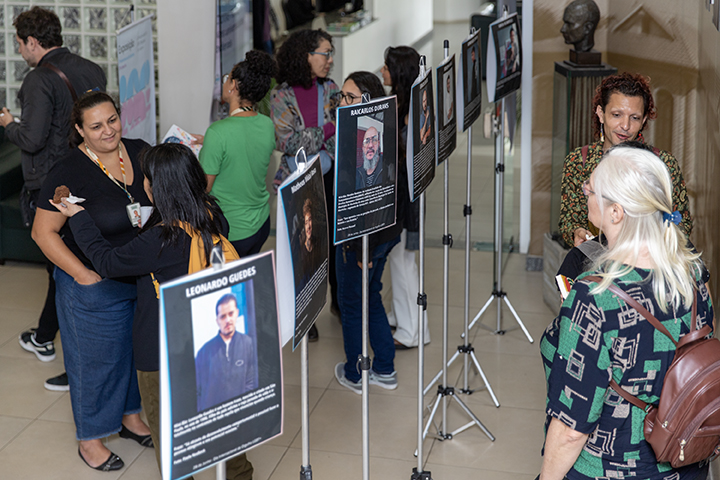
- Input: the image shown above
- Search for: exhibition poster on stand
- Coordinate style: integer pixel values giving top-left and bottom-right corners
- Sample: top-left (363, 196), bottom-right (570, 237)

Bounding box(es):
top-left (486, 13), bottom-right (522, 103)
top-left (436, 54), bottom-right (458, 164)
top-left (407, 68), bottom-right (436, 202)
top-left (334, 95), bottom-right (398, 244)
top-left (276, 155), bottom-right (329, 349)
top-left (159, 251), bottom-right (283, 480)
top-left (457, 29), bottom-right (483, 132)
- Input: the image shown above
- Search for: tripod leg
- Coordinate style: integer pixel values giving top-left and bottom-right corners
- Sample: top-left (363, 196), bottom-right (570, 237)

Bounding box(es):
top-left (449, 392), bottom-right (495, 441)
top-left (468, 295), bottom-right (494, 332)
top-left (414, 393), bottom-right (443, 457)
top-left (503, 296), bottom-right (534, 343)
top-left (469, 351), bottom-right (500, 407)
top-left (423, 350), bottom-right (460, 396)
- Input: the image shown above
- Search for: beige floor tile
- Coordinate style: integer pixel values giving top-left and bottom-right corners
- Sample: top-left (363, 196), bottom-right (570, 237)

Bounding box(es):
top-left (425, 462), bottom-right (538, 480)
top-left (38, 391), bottom-right (74, 424)
top-left (119, 448), bottom-right (161, 480)
top-left (0, 419), bottom-right (144, 480)
top-left (0, 356), bottom-right (70, 418)
top-left (0, 263), bottom-right (48, 312)
top-left (266, 384), bottom-right (324, 448)
top-left (192, 444), bottom-right (287, 480)
top-left (0, 415), bottom-right (31, 451)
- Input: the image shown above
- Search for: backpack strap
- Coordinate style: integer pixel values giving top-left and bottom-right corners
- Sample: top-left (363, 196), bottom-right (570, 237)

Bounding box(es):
top-left (43, 63), bottom-right (78, 102)
top-left (609, 378), bottom-right (649, 411)
top-left (581, 145), bottom-right (589, 168)
top-left (584, 275), bottom-right (677, 346)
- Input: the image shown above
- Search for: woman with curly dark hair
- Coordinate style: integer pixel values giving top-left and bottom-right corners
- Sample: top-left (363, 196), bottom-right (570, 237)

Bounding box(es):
top-left (379, 46), bottom-right (430, 350)
top-left (197, 50), bottom-right (277, 257)
top-left (556, 72), bottom-right (693, 285)
top-left (270, 29), bottom-right (340, 341)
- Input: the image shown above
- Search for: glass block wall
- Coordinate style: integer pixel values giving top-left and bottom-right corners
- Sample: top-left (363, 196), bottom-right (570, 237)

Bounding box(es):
top-left (0, 1), bottom-right (158, 116)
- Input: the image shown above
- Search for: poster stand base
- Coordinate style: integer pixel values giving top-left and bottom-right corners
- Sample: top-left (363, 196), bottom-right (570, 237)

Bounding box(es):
top-left (300, 464), bottom-right (313, 480)
top-left (467, 97), bottom-right (533, 346)
top-left (411, 467), bottom-right (434, 480)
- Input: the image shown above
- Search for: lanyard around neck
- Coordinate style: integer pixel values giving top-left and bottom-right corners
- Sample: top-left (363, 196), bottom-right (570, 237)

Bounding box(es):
top-left (84, 144), bottom-right (135, 203)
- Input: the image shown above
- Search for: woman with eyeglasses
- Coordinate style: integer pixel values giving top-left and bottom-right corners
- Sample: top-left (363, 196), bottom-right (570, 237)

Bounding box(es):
top-left (379, 46), bottom-right (430, 350)
top-left (333, 71), bottom-right (403, 393)
top-left (270, 29), bottom-right (340, 341)
top-left (195, 50), bottom-right (277, 258)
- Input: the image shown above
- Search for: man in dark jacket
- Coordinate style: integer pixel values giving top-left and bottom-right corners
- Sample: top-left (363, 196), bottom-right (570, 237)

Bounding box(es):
top-left (0, 7), bottom-right (105, 391)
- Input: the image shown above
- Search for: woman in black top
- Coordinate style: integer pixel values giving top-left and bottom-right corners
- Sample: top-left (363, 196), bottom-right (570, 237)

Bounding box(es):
top-left (51, 143), bottom-right (253, 479)
top-left (32, 92), bottom-right (152, 471)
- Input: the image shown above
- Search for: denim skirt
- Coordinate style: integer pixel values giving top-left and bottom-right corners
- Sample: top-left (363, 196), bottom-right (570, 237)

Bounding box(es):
top-left (54, 267), bottom-right (141, 440)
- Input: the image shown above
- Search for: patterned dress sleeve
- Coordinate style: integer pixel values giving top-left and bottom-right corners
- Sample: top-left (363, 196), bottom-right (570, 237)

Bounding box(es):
top-left (559, 146), bottom-right (588, 246)
top-left (269, 85), bottom-right (326, 156)
top-left (545, 279), bottom-right (613, 434)
top-left (658, 149), bottom-right (693, 237)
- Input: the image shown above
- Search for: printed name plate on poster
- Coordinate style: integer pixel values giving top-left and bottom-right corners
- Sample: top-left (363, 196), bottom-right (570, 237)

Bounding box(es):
top-left (333, 95), bottom-right (398, 244)
top-left (117, 14), bottom-right (157, 145)
top-left (276, 154), bottom-right (328, 349)
top-left (436, 54), bottom-right (457, 165)
top-left (487, 13), bottom-right (522, 103)
top-left (457, 29), bottom-right (482, 132)
top-left (159, 251), bottom-right (282, 480)
top-left (407, 69), bottom-right (436, 202)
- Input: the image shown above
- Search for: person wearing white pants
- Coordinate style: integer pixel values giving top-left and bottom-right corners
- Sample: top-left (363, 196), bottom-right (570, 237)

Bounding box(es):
top-left (386, 229), bottom-right (430, 348)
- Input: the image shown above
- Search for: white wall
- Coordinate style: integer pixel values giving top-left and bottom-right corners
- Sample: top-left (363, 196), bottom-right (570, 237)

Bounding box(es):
top-left (434, 0), bottom-right (481, 23)
top-left (156, 0), bottom-right (216, 136)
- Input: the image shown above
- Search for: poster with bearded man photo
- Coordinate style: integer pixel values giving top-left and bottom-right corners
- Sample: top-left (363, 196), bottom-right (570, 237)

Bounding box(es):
top-left (333, 95), bottom-right (398, 244)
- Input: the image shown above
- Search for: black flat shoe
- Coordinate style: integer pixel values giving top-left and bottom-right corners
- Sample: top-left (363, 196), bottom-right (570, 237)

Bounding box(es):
top-left (308, 324), bottom-right (319, 342)
top-left (78, 448), bottom-right (124, 472)
top-left (119, 425), bottom-right (154, 448)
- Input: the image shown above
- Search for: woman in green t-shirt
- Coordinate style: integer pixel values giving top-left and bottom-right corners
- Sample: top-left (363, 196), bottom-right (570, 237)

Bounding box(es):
top-left (197, 50), bottom-right (277, 256)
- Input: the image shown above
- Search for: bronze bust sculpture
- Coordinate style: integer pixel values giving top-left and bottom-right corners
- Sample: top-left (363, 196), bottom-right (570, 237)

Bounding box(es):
top-left (562, 0), bottom-right (601, 65)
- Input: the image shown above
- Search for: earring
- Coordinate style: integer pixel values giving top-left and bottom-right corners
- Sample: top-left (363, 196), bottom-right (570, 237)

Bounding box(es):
top-left (600, 124), bottom-right (605, 144)
top-left (610, 218), bottom-right (615, 224)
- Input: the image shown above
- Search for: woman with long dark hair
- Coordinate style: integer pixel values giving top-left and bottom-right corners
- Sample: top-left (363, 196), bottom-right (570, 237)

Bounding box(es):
top-left (32, 91), bottom-right (152, 471)
top-left (51, 143), bottom-right (253, 479)
top-left (197, 50), bottom-right (277, 257)
top-left (270, 29), bottom-right (340, 340)
top-left (380, 46), bottom-right (430, 350)
top-left (333, 71), bottom-right (403, 392)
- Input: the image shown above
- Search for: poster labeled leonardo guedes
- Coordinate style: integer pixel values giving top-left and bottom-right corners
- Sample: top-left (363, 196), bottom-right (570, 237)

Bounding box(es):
top-left (487, 13), bottom-right (522, 103)
top-left (407, 67), bottom-right (436, 201)
top-left (334, 95), bottom-right (398, 244)
top-left (159, 251), bottom-right (282, 480)
top-left (276, 155), bottom-right (328, 349)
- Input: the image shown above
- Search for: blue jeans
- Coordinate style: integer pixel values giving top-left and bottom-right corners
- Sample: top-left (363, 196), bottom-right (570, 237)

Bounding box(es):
top-left (55, 267), bottom-right (142, 440)
top-left (336, 236), bottom-right (400, 383)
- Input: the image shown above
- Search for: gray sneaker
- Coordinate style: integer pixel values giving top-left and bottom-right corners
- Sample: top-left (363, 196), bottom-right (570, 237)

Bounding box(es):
top-left (369, 370), bottom-right (398, 390)
top-left (334, 362), bottom-right (362, 395)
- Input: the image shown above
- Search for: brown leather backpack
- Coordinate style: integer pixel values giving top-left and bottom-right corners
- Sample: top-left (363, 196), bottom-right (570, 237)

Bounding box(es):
top-left (587, 276), bottom-right (720, 468)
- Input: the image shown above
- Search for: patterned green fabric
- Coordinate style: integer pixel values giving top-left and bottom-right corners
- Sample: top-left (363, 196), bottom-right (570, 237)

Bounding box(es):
top-left (558, 139), bottom-right (692, 246)
top-left (541, 268), bottom-right (713, 480)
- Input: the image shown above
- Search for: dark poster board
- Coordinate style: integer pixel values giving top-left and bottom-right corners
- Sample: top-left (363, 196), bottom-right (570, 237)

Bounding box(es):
top-left (487, 14), bottom-right (522, 103)
top-left (407, 69), bottom-right (436, 201)
top-left (436, 54), bottom-right (457, 164)
top-left (334, 95), bottom-right (398, 244)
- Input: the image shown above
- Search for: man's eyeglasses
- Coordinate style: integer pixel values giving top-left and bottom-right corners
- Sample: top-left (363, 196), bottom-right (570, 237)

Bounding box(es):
top-left (334, 91), bottom-right (360, 105)
top-left (363, 136), bottom-right (379, 147)
top-left (310, 49), bottom-right (334, 58)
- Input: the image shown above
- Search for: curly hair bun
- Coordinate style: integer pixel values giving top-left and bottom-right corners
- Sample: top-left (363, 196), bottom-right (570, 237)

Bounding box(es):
top-left (246, 50), bottom-right (278, 79)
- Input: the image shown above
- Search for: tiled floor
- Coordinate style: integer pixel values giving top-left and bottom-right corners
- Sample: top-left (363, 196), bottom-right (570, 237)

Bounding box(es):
top-left (0, 244), bottom-right (553, 480)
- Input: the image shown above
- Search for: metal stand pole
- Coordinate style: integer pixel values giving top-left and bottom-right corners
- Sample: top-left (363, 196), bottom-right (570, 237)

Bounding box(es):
top-left (411, 56), bottom-right (432, 480)
top-left (417, 45), bottom-right (494, 464)
top-left (361, 234), bottom-right (370, 480)
top-left (468, 98), bottom-right (533, 343)
top-left (299, 335), bottom-right (312, 480)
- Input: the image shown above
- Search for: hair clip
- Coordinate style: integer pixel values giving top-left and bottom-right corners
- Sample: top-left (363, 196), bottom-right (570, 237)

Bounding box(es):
top-left (663, 211), bottom-right (681, 225)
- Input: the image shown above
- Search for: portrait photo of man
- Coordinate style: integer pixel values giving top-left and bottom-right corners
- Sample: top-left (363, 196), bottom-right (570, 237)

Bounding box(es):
top-left (195, 292), bottom-right (258, 412)
top-left (356, 126), bottom-right (385, 189)
top-left (466, 44), bottom-right (480, 105)
top-left (506, 27), bottom-right (520, 77)
top-left (443, 70), bottom-right (453, 127)
top-left (294, 196), bottom-right (323, 289)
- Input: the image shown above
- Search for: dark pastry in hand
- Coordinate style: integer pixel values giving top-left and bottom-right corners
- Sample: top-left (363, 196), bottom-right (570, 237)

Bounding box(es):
top-left (53, 185), bottom-right (71, 203)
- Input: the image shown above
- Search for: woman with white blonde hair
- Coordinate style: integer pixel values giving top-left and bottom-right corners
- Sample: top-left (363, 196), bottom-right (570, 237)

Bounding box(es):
top-left (538, 146), bottom-right (713, 480)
